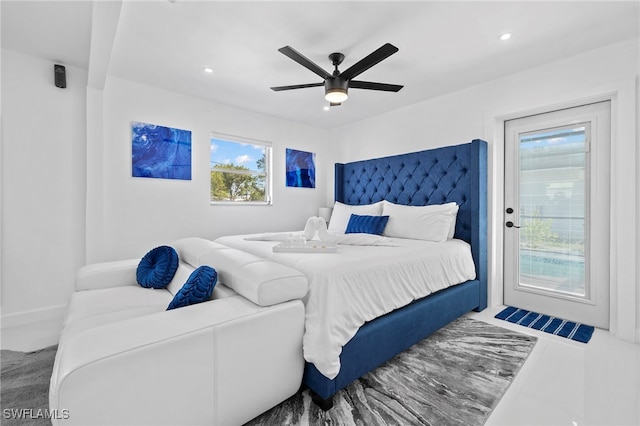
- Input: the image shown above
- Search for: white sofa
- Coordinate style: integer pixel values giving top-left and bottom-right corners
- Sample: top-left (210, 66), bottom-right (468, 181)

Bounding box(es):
top-left (49, 237), bottom-right (308, 426)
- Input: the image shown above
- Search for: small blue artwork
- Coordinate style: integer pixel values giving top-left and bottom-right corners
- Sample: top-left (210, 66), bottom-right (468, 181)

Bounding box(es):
top-left (286, 148), bottom-right (316, 188)
top-left (132, 122), bottom-right (192, 180)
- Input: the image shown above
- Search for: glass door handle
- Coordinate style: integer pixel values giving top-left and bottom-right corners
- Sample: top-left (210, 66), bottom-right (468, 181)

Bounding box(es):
top-left (506, 221), bottom-right (521, 228)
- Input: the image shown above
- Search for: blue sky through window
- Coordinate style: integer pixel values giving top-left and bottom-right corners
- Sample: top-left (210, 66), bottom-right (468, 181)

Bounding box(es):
top-left (520, 126), bottom-right (586, 150)
top-left (210, 137), bottom-right (265, 172)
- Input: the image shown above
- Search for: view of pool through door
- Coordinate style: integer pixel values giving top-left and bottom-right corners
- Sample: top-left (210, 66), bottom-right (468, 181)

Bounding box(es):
top-left (504, 102), bottom-right (610, 329)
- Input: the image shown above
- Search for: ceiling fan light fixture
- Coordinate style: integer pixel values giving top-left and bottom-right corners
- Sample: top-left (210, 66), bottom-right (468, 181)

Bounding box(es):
top-left (324, 78), bottom-right (349, 103)
top-left (325, 88), bottom-right (348, 103)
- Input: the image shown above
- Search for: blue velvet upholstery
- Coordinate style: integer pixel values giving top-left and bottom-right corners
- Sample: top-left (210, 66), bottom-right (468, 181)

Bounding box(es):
top-left (305, 140), bottom-right (488, 405)
top-left (304, 280), bottom-right (481, 400)
top-left (345, 214), bottom-right (389, 235)
top-left (167, 266), bottom-right (217, 310)
top-left (136, 246), bottom-right (179, 289)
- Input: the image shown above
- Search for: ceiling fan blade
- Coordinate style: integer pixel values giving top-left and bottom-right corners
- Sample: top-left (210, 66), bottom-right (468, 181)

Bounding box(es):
top-left (278, 46), bottom-right (332, 80)
top-left (270, 82), bottom-right (324, 91)
top-left (339, 43), bottom-right (399, 81)
top-left (349, 80), bottom-right (404, 92)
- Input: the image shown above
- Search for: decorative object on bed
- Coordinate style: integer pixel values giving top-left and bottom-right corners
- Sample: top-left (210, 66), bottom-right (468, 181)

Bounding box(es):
top-left (302, 216), bottom-right (324, 240)
top-left (136, 245), bottom-right (179, 289)
top-left (344, 214), bottom-right (389, 235)
top-left (286, 148), bottom-right (316, 188)
top-left (246, 317), bottom-right (537, 426)
top-left (131, 121), bottom-right (192, 180)
top-left (166, 265), bottom-right (217, 310)
top-left (496, 306), bottom-right (595, 343)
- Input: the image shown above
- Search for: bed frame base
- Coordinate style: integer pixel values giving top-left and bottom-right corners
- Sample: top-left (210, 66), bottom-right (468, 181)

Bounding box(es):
top-left (303, 279), bottom-right (481, 404)
top-left (310, 392), bottom-right (334, 411)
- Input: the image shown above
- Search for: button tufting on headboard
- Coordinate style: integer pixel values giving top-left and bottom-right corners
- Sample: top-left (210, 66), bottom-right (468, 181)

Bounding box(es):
top-left (334, 140), bottom-right (488, 311)
top-left (336, 141), bottom-right (486, 248)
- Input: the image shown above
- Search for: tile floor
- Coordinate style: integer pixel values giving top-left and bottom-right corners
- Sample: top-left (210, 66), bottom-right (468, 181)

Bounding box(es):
top-left (470, 306), bottom-right (640, 426)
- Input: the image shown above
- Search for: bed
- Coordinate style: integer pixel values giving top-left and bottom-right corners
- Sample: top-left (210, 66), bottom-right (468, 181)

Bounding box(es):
top-left (215, 139), bottom-right (487, 409)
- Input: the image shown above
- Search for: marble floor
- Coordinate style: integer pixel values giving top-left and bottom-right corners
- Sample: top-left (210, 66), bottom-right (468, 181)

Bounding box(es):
top-left (469, 306), bottom-right (640, 426)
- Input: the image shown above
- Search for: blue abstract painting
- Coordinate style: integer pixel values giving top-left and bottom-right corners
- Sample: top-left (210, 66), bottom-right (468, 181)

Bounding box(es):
top-left (132, 122), bottom-right (192, 180)
top-left (286, 148), bottom-right (315, 188)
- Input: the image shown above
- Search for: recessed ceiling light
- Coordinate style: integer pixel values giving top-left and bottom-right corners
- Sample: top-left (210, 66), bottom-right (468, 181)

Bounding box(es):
top-left (203, 67), bottom-right (214, 74)
top-left (500, 33), bottom-right (512, 41)
top-left (323, 105), bottom-right (330, 111)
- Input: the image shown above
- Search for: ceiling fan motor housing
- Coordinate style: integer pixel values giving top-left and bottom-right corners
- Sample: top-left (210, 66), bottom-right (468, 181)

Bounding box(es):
top-left (325, 77), bottom-right (348, 93)
top-left (325, 77), bottom-right (349, 102)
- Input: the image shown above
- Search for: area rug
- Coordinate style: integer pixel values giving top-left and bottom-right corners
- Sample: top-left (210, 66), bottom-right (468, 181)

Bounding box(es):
top-left (496, 306), bottom-right (594, 343)
top-left (1, 317), bottom-right (537, 426)
top-left (1, 345), bottom-right (57, 426)
top-left (247, 317), bottom-right (537, 425)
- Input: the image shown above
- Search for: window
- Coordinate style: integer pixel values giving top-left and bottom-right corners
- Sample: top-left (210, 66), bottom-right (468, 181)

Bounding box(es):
top-left (210, 133), bottom-right (272, 204)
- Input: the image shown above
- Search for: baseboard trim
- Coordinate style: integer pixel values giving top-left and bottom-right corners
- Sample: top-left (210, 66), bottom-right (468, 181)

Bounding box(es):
top-left (1, 304), bottom-right (67, 328)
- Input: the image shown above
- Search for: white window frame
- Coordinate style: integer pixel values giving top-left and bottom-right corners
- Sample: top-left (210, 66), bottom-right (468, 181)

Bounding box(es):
top-left (210, 132), bottom-right (272, 205)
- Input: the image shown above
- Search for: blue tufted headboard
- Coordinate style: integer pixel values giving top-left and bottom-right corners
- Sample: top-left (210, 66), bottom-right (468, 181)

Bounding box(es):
top-left (335, 139), bottom-right (487, 309)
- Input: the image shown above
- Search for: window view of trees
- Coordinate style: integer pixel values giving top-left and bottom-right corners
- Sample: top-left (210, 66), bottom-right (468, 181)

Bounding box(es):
top-left (210, 136), bottom-right (270, 203)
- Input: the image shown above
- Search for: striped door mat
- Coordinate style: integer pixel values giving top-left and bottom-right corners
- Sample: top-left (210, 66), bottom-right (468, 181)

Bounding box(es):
top-left (496, 306), bottom-right (595, 343)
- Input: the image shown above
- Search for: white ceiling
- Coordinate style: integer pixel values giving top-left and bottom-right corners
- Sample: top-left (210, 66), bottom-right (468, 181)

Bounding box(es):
top-left (2, 1), bottom-right (639, 129)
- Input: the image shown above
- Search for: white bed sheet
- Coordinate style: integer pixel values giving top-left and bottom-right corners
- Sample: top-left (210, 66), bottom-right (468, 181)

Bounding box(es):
top-left (214, 234), bottom-right (476, 380)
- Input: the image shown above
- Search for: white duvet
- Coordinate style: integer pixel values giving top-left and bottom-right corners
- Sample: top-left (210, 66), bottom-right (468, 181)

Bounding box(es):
top-left (214, 233), bottom-right (476, 380)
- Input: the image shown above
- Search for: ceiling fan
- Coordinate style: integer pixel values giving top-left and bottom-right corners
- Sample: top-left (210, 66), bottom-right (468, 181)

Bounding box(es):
top-left (270, 43), bottom-right (403, 106)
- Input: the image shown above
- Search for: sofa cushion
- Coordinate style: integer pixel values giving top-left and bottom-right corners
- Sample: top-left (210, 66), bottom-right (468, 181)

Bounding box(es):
top-left (64, 278), bottom-right (236, 336)
top-left (76, 259), bottom-right (139, 291)
top-left (61, 306), bottom-right (166, 339)
top-left (136, 246), bottom-right (179, 289)
top-left (167, 266), bottom-right (217, 310)
top-left (64, 286), bottom-right (174, 328)
top-left (198, 246), bottom-right (308, 307)
top-left (171, 237), bottom-right (222, 268)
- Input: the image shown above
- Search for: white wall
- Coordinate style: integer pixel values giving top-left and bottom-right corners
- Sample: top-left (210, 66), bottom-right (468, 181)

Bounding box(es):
top-left (328, 38), bottom-right (640, 342)
top-left (1, 50), bottom-right (87, 325)
top-left (88, 77), bottom-right (330, 263)
top-left (1, 53), bottom-right (329, 347)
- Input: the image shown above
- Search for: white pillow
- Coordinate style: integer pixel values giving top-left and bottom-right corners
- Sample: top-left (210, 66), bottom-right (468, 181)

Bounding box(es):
top-left (327, 201), bottom-right (384, 233)
top-left (382, 201), bottom-right (459, 242)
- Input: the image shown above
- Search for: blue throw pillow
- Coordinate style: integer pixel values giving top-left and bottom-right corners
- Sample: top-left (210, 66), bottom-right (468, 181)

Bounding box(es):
top-left (345, 214), bottom-right (390, 235)
top-left (136, 245), bottom-right (179, 289)
top-left (167, 266), bottom-right (217, 310)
